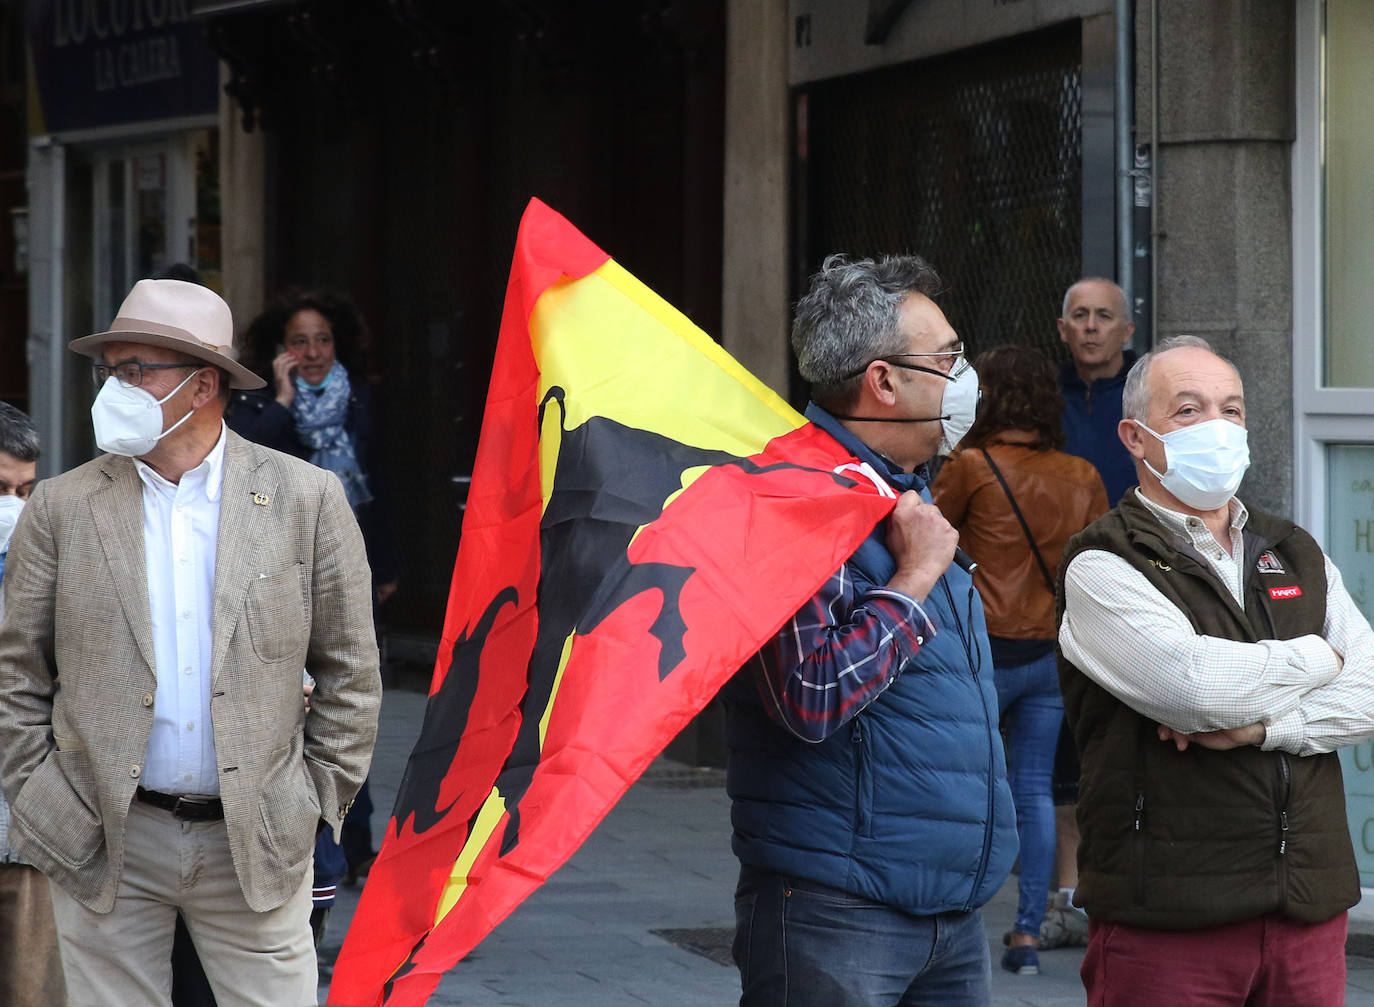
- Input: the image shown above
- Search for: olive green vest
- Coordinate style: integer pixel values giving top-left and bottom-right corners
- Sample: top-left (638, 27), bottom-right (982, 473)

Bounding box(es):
top-left (1058, 492), bottom-right (1358, 930)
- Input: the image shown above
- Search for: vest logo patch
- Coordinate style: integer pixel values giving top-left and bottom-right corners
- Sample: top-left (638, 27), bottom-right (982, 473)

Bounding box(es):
top-left (1256, 550), bottom-right (1286, 574)
top-left (1148, 559), bottom-right (1172, 572)
top-left (1269, 585), bottom-right (1303, 600)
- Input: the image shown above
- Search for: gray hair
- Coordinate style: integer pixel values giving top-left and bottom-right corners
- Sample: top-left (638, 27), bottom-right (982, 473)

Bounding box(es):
top-left (0, 401), bottom-right (39, 462)
top-left (792, 253), bottom-right (943, 408)
top-left (1121, 335), bottom-right (1240, 421)
top-left (1062, 277), bottom-right (1132, 321)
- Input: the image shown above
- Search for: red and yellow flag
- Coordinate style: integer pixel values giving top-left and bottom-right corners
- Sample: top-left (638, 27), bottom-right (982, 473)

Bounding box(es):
top-left (328, 199), bottom-right (895, 1006)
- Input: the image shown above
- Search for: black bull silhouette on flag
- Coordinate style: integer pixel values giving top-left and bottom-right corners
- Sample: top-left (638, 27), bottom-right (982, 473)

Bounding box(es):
top-left (389, 382), bottom-right (866, 918)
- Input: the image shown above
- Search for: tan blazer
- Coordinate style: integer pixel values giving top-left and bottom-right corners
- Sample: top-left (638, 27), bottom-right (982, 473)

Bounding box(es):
top-left (0, 431), bottom-right (381, 913)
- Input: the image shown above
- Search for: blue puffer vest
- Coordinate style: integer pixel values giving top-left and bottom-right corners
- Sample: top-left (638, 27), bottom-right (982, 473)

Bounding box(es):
top-left (724, 404), bottom-right (1017, 916)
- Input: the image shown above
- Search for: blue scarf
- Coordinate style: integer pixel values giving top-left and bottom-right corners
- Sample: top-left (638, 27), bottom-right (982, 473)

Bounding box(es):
top-left (290, 361), bottom-right (373, 511)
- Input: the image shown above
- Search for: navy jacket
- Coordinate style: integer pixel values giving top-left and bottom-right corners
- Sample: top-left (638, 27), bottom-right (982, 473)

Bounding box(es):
top-left (1060, 350), bottom-right (1138, 507)
top-left (226, 384), bottom-right (399, 586)
top-left (724, 405), bottom-right (1017, 917)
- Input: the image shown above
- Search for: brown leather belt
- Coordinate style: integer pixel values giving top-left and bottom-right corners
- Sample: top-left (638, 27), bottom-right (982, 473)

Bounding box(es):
top-left (135, 787), bottom-right (224, 821)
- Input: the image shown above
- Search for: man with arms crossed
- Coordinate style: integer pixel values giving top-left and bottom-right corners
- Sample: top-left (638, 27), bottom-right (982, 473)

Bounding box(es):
top-left (725, 254), bottom-right (1016, 1006)
top-left (1059, 335), bottom-right (1374, 1004)
top-left (0, 279), bottom-right (381, 1006)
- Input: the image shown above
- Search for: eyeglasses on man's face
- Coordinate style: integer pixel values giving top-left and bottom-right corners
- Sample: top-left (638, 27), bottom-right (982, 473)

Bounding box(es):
top-left (92, 361), bottom-right (200, 390)
top-left (888, 342), bottom-right (967, 376)
top-left (843, 343), bottom-right (968, 382)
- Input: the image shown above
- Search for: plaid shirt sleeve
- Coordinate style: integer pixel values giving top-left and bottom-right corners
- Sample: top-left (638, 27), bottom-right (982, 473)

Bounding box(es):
top-left (750, 563), bottom-right (937, 743)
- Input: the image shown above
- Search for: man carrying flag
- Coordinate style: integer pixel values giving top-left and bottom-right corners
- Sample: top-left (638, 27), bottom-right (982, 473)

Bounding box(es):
top-left (330, 202), bottom-right (904, 1007)
top-left (725, 254), bottom-right (1017, 1006)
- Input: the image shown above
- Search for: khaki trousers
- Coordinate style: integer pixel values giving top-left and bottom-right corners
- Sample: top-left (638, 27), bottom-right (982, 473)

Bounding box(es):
top-left (48, 799), bottom-right (317, 1007)
top-left (0, 861), bottom-right (66, 1007)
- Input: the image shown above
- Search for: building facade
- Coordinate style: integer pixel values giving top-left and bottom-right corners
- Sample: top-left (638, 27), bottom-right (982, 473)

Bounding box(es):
top-left (16, 2), bottom-right (1374, 838)
top-left (720, 0), bottom-right (1374, 898)
top-left (24, 0), bottom-right (222, 474)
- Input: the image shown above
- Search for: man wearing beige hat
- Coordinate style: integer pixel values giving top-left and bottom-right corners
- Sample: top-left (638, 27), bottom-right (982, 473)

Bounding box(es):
top-left (0, 279), bottom-right (382, 1006)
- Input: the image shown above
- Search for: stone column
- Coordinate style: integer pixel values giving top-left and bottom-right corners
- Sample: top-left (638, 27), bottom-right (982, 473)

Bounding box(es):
top-left (721, 0), bottom-right (790, 396)
top-left (1141, 1), bottom-right (1295, 514)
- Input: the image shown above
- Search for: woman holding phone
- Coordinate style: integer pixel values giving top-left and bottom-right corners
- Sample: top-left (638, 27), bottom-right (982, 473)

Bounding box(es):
top-left (226, 288), bottom-right (397, 944)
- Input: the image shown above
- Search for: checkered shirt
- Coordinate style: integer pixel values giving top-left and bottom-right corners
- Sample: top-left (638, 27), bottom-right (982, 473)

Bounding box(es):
top-left (1060, 489), bottom-right (1374, 755)
top-left (748, 563), bottom-right (937, 743)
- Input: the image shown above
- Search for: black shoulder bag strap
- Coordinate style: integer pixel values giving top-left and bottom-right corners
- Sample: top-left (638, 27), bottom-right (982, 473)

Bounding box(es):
top-left (980, 447), bottom-right (1056, 594)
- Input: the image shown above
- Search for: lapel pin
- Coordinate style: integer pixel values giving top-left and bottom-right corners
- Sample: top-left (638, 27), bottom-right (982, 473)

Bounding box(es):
top-left (252, 492), bottom-right (270, 506)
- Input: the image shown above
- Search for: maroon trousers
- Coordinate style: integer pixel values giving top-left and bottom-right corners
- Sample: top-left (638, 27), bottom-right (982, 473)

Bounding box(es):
top-left (1081, 912), bottom-right (1348, 1007)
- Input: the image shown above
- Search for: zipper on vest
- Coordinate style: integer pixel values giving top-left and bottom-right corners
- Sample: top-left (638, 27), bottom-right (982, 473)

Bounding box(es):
top-left (1277, 754), bottom-right (1292, 913)
top-left (963, 653), bottom-right (998, 911)
top-left (1252, 570), bottom-right (1280, 639)
top-left (939, 578), bottom-right (977, 675)
top-left (964, 584), bottom-right (982, 677)
top-left (852, 717), bottom-right (873, 838)
top-left (1132, 792), bottom-right (1146, 904)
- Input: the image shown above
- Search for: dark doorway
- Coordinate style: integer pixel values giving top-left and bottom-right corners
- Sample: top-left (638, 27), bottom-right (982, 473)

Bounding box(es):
top-left (214, 3), bottom-right (726, 655)
top-left (792, 21), bottom-right (1084, 404)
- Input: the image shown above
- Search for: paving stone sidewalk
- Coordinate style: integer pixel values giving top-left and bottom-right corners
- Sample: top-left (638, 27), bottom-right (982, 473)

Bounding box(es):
top-left (318, 685), bottom-right (1374, 1006)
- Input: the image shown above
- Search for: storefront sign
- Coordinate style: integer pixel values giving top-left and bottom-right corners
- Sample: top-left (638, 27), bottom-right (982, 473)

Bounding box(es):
top-left (27, 1), bottom-right (218, 134)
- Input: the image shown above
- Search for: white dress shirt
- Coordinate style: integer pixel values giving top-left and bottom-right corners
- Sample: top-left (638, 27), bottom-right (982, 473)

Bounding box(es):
top-left (135, 424), bottom-right (226, 795)
top-left (1060, 488), bottom-right (1374, 756)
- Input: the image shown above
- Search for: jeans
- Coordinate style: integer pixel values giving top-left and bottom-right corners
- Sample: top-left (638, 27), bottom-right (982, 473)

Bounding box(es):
top-left (732, 865), bottom-right (992, 1006)
top-left (993, 650), bottom-right (1063, 938)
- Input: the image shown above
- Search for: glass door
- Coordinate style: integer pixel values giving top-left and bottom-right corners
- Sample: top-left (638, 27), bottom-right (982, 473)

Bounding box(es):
top-left (91, 131), bottom-right (215, 325)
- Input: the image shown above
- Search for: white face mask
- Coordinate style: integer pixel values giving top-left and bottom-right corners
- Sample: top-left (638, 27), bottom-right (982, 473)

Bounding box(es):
top-left (1136, 417), bottom-right (1250, 511)
top-left (937, 361), bottom-right (980, 455)
top-left (0, 495), bottom-right (23, 554)
top-left (827, 357), bottom-right (980, 456)
top-left (91, 369), bottom-right (202, 457)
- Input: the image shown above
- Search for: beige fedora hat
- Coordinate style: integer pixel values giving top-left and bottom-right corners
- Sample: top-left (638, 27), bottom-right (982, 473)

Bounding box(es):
top-left (69, 278), bottom-right (266, 390)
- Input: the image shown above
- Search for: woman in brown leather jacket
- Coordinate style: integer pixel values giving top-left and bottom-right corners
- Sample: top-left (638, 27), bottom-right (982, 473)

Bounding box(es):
top-left (931, 345), bottom-right (1107, 977)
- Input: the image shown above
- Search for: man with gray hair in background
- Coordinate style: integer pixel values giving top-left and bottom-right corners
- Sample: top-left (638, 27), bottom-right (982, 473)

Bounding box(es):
top-left (723, 253), bottom-right (1016, 1006)
top-left (1058, 334), bottom-right (1374, 1004)
top-left (0, 401), bottom-right (65, 1006)
top-left (1058, 276), bottom-right (1138, 506)
top-left (1034, 275), bottom-right (1140, 952)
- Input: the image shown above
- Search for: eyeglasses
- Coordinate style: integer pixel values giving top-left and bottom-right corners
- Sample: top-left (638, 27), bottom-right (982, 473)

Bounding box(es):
top-left (843, 344), bottom-right (969, 382)
top-left (93, 361), bottom-right (200, 390)
top-left (888, 344), bottom-right (967, 375)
